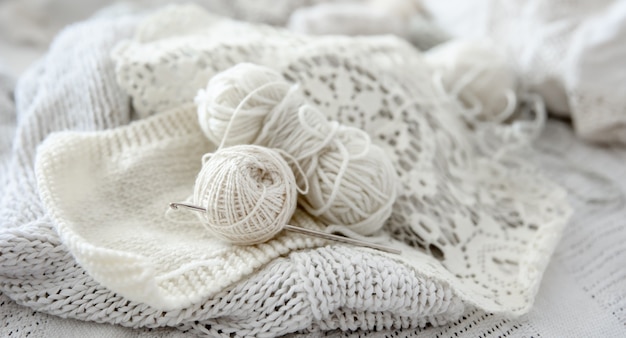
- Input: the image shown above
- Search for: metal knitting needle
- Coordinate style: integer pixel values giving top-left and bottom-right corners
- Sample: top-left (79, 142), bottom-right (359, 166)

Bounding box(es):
top-left (169, 202), bottom-right (401, 255)
top-left (281, 224), bottom-right (401, 254)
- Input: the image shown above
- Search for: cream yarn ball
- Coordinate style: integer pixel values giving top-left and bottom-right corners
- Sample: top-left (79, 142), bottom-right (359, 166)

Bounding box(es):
top-left (192, 145), bottom-right (298, 245)
top-left (425, 39), bottom-right (518, 121)
top-left (195, 63), bottom-right (397, 236)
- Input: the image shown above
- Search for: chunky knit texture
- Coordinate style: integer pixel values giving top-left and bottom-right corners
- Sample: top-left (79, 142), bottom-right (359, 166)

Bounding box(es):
top-left (1, 5), bottom-right (571, 337)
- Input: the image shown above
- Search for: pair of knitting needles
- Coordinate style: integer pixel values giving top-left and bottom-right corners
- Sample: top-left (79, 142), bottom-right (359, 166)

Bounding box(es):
top-left (169, 202), bottom-right (401, 254)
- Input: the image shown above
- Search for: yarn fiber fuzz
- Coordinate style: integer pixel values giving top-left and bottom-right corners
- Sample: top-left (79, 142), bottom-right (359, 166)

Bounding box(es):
top-left (196, 63), bottom-right (398, 236)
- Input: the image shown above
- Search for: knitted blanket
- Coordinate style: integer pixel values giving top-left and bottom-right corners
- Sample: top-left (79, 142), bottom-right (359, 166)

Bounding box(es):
top-left (0, 5), bottom-right (570, 337)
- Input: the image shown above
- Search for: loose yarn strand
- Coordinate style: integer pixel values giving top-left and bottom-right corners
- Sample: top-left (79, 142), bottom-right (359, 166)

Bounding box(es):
top-left (274, 148), bottom-right (310, 195)
top-left (449, 65), bottom-right (485, 98)
top-left (431, 70), bottom-right (482, 118)
top-left (495, 89), bottom-right (517, 124)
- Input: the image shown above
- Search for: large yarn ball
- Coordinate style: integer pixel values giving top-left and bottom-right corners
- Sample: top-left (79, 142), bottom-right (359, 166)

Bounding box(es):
top-left (193, 145), bottom-right (298, 245)
top-left (195, 63), bottom-right (290, 147)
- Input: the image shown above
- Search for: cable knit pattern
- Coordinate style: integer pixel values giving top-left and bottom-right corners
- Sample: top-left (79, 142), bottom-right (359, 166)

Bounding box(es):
top-left (0, 5), bottom-right (571, 337)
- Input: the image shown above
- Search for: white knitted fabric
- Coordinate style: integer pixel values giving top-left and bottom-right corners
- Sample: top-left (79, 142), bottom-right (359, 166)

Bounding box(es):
top-left (1, 4), bottom-right (572, 337)
top-left (4, 119), bottom-right (626, 337)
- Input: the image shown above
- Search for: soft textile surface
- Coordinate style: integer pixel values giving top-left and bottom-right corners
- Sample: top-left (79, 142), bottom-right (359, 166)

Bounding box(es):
top-left (287, 1), bottom-right (449, 51)
top-left (0, 5), bottom-right (571, 336)
top-left (421, 0), bottom-right (626, 144)
top-left (0, 4), bottom-right (622, 338)
top-left (3, 116), bottom-right (625, 337)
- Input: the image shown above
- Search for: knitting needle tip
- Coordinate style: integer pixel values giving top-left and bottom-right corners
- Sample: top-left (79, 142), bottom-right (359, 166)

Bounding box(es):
top-left (169, 202), bottom-right (207, 213)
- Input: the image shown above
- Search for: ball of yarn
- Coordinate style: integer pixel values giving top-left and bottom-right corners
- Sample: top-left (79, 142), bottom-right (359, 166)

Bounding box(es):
top-left (195, 63), bottom-right (291, 146)
top-left (196, 63), bottom-right (398, 236)
top-left (305, 127), bottom-right (397, 236)
top-left (192, 145), bottom-right (297, 245)
top-left (424, 39), bottom-right (517, 121)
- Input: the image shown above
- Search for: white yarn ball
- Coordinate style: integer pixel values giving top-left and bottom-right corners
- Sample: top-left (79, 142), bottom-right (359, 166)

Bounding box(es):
top-left (192, 145), bottom-right (297, 245)
top-left (304, 128), bottom-right (397, 235)
top-left (196, 63), bottom-right (398, 236)
top-left (195, 63), bottom-right (289, 146)
top-left (425, 39), bottom-right (517, 120)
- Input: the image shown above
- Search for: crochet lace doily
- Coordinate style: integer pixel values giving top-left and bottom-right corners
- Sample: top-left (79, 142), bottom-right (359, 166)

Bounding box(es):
top-left (43, 5), bottom-right (570, 316)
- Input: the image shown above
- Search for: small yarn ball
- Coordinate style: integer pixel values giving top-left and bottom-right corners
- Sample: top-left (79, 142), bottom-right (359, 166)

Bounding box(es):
top-left (196, 63), bottom-right (398, 236)
top-left (425, 39), bottom-right (517, 120)
top-left (192, 145), bottom-right (297, 245)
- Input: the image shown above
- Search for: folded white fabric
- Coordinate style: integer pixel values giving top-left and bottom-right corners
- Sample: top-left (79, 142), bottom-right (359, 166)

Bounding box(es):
top-left (1, 4), bottom-right (571, 337)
